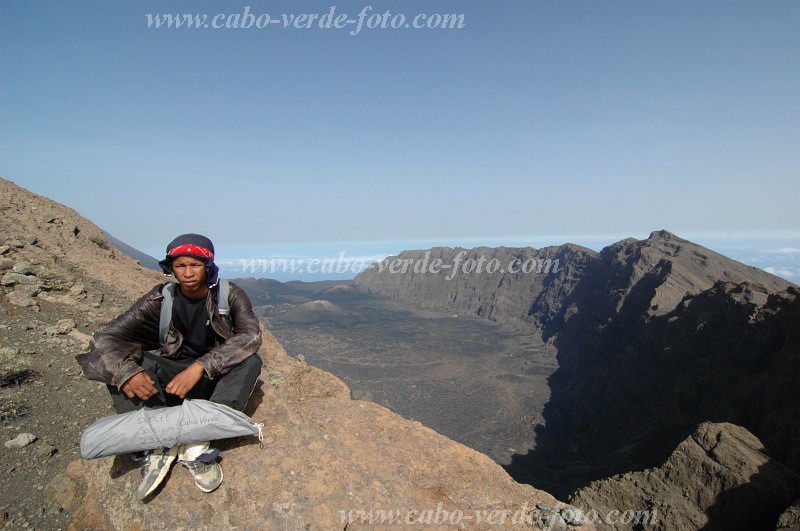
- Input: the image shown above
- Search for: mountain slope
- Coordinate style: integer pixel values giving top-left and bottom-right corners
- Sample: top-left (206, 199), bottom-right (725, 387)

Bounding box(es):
top-left (101, 230), bottom-right (161, 271)
top-left (1, 177), bottom-right (163, 300)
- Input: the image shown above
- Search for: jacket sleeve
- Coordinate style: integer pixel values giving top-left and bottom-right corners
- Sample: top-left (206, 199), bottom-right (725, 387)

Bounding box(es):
top-left (196, 282), bottom-right (262, 379)
top-left (75, 284), bottom-right (164, 389)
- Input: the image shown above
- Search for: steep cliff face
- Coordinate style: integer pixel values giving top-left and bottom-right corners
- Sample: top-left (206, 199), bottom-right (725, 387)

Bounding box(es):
top-left (519, 281), bottom-right (800, 494)
top-left (354, 244), bottom-right (598, 332)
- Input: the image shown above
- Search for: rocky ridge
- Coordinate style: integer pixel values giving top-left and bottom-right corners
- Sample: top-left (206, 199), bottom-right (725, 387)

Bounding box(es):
top-left (353, 231), bottom-right (790, 337)
top-left (0, 177), bottom-right (164, 527)
top-left (569, 422), bottom-right (798, 530)
top-left (0, 178), bottom-right (163, 302)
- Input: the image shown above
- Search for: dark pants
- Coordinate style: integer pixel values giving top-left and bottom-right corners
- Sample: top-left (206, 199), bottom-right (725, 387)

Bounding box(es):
top-left (107, 351), bottom-right (262, 414)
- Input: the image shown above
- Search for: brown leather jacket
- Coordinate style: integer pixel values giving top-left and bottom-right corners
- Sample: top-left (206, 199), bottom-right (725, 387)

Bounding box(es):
top-left (76, 281), bottom-right (262, 389)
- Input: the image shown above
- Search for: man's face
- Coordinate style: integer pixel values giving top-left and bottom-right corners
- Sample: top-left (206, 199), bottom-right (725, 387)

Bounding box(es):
top-left (171, 256), bottom-right (207, 292)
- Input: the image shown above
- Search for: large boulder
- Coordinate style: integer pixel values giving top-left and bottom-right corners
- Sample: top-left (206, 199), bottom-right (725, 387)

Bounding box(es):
top-left (60, 332), bottom-right (579, 529)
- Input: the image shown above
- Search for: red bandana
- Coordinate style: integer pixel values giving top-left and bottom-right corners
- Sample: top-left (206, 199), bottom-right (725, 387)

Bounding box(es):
top-left (167, 244), bottom-right (214, 260)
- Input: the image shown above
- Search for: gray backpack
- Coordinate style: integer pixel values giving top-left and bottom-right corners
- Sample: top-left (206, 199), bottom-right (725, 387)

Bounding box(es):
top-left (159, 280), bottom-right (233, 345)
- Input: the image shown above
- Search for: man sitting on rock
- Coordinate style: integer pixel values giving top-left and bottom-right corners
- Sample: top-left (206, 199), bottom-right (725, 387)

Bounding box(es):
top-left (77, 234), bottom-right (263, 500)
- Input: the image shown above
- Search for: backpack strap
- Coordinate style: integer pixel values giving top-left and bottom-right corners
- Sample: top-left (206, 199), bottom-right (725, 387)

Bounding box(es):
top-left (159, 280), bottom-right (233, 346)
top-left (159, 282), bottom-right (178, 345)
top-left (217, 279), bottom-right (234, 332)
top-left (218, 279), bottom-right (230, 317)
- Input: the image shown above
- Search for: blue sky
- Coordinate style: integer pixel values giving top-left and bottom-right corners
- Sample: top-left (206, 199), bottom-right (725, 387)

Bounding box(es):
top-left (1, 1), bottom-right (798, 279)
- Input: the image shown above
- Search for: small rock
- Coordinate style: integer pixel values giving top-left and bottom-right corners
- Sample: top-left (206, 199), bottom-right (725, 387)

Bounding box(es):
top-left (68, 330), bottom-right (93, 350)
top-left (2, 272), bottom-right (44, 287)
top-left (6, 291), bottom-right (38, 308)
top-left (44, 216), bottom-right (56, 223)
top-left (14, 284), bottom-right (41, 297)
top-left (69, 283), bottom-right (85, 296)
top-left (7, 240), bottom-right (25, 248)
top-left (56, 319), bottom-right (76, 334)
top-left (537, 503), bottom-right (554, 511)
top-left (0, 245), bottom-right (10, 255)
top-left (561, 506), bottom-right (587, 526)
top-left (5, 433), bottom-right (36, 448)
top-left (0, 257), bottom-right (13, 270)
top-left (44, 326), bottom-right (60, 336)
top-left (542, 512), bottom-right (567, 531)
top-left (25, 236), bottom-right (37, 245)
top-left (0, 346), bottom-right (21, 358)
top-left (268, 372), bottom-right (287, 388)
top-left (2, 272), bottom-right (21, 286)
top-left (12, 262), bottom-right (35, 275)
top-left (90, 302), bottom-right (100, 308)
top-left (34, 443), bottom-right (57, 460)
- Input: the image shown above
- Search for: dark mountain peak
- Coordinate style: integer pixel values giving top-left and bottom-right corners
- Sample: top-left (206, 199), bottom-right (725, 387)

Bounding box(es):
top-left (589, 230), bottom-right (791, 319)
top-left (647, 228), bottom-right (680, 241)
top-left (546, 242), bottom-right (598, 256)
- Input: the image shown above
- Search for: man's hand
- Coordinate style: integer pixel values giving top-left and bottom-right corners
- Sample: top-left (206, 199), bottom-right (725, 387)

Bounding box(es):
top-left (165, 362), bottom-right (205, 399)
top-left (121, 371), bottom-right (158, 400)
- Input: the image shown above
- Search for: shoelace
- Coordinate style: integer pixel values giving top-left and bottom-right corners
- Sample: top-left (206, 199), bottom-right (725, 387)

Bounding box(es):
top-left (183, 459), bottom-right (211, 473)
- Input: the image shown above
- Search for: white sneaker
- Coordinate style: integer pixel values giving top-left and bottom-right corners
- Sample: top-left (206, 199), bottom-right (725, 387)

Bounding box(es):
top-left (135, 446), bottom-right (179, 500)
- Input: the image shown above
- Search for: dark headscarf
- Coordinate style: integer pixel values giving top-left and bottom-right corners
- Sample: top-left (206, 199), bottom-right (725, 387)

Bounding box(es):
top-left (158, 233), bottom-right (220, 286)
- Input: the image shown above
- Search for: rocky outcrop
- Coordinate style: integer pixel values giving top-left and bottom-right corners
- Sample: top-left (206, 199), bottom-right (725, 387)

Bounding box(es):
top-left (61, 330), bottom-right (581, 530)
top-left (569, 422), bottom-right (798, 530)
top-left (777, 498), bottom-right (800, 530)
